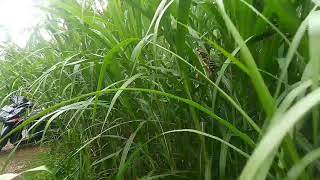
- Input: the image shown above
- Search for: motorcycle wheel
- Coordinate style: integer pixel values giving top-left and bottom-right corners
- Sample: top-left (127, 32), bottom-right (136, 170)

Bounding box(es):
top-left (10, 131), bottom-right (23, 144)
top-left (0, 126), bottom-right (11, 150)
top-left (0, 138), bottom-right (8, 150)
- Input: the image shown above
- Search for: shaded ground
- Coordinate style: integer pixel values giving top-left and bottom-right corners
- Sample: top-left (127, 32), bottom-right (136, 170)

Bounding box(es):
top-left (0, 143), bottom-right (48, 173)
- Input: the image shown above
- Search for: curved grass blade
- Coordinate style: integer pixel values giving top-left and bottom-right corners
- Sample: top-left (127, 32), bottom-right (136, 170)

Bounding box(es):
top-left (130, 34), bottom-right (154, 76)
top-left (308, 11), bottom-right (320, 145)
top-left (0, 88), bottom-right (255, 148)
top-left (118, 128), bottom-right (250, 180)
top-left (212, 36), bottom-right (253, 111)
top-left (163, 129), bottom-right (249, 158)
top-left (174, 20), bottom-right (250, 75)
top-left (271, 80), bottom-right (312, 126)
top-left (239, 0), bottom-right (291, 45)
top-left (0, 166), bottom-right (50, 180)
top-left (91, 149), bottom-right (122, 167)
top-left (274, 5), bottom-right (319, 98)
top-left (92, 38), bottom-right (139, 122)
top-left (116, 122), bottom-right (146, 180)
top-left (240, 87), bottom-right (320, 180)
top-left (100, 73), bottom-right (143, 131)
top-left (150, 41), bottom-right (261, 134)
top-left (216, 0), bottom-right (275, 117)
top-left (285, 148), bottom-right (320, 180)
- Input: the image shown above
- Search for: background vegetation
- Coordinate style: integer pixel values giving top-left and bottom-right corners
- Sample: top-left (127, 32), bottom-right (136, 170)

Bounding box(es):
top-left (0, 0), bottom-right (320, 179)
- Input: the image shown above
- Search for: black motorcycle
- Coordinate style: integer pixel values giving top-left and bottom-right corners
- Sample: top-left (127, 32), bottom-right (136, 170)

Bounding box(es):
top-left (0, 96), bottom-right (45, 150)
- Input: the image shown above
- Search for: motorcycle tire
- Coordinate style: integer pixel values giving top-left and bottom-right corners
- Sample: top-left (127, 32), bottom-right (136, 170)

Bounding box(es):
top-left (10, 131), bottom-right (23, 145)
top-left (0, 126), bottom-right (11, 150)
top-left (0, 139), bottom-right (8, 150)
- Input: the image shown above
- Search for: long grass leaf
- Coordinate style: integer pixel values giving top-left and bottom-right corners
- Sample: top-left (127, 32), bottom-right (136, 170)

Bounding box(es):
top-left (216, 0), bottom-right (275, 117)
top-left (240, 87), bottom-right (320, 180)
top-left (92, 38), bottom-right (139, 122)
top-left (286, 148), bottom-right (320, 180)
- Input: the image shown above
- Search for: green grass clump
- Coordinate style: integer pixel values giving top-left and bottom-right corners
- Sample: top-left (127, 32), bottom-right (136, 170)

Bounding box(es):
top-left (0, 0), bottom-right (320, 179)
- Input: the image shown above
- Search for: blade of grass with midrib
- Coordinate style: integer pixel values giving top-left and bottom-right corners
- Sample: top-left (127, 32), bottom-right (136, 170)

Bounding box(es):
top-left (275, 5), bottom-right (318, 98)
top-left (150, 41), bottom-right (261, 134)
top-left (176, 1), bottom-right (210, 178)
top-left (0, 87), bottom-right (255, 150)
top-left (216, 0), bottom-right (275, 118)
top-left (308, 11), bottom-right (320, 145)
top-left (285, 148), bottom-right (320, 180)
top-left (116, 122), bottom-right (146, 180)
top-left (240, 87), bottom-right (320, 180)
top-left (92, 38), bottom-right (139, 122)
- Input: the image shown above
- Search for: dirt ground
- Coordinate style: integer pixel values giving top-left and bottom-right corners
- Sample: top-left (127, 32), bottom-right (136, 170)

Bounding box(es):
top-left (0, 143), bottom-right (48, 173)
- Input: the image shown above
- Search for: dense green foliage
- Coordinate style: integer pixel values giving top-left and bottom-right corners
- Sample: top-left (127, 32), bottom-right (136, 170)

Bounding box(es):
top-left (0, 0), bottom-right (320, 179)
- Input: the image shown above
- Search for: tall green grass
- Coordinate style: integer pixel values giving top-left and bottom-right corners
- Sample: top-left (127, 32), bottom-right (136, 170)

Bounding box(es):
top-left (0, 0), bottom-right (320, 179)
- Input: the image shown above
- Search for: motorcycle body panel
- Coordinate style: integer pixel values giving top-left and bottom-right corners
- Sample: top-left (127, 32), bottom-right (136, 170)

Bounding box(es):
top-left (0, 96), bottom-right (44, 150)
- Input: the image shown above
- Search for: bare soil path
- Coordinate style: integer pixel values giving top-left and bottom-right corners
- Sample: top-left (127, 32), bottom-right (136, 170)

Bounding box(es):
top-left (0, 143), bottom-right (48, 173)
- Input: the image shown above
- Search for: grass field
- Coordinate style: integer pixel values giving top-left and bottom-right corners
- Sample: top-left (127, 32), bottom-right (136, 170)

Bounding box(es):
top-left (0, 0), bottom-right (320, 179)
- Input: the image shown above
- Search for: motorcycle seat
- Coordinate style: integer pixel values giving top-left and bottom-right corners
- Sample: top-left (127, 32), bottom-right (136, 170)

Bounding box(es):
top-left (1, 105), bottom-right (15, 113)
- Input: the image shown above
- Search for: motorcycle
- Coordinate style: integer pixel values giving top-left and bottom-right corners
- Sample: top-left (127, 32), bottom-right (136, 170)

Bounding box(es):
top-left (0, 96), bottom-right (45, 150)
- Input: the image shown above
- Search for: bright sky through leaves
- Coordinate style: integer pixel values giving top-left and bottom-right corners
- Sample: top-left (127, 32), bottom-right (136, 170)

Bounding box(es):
top-left (0, 0), bottom-right (44, 47)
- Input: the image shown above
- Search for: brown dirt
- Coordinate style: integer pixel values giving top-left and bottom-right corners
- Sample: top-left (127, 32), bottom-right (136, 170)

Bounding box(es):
top-left (0, 143), bottom-right (48, 173)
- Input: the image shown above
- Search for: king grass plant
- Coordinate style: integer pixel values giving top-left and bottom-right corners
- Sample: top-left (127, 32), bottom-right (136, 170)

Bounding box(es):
top-left (0, 0), bottom-right (320, 179)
